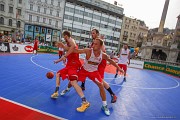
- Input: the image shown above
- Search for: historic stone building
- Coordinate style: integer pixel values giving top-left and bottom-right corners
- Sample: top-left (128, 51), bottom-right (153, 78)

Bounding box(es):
top-left (141, 0), bottom-right (180, 63)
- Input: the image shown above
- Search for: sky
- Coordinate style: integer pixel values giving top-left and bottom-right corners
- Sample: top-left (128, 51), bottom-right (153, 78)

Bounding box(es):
top-left (102, 0), bottom-right (180, 29)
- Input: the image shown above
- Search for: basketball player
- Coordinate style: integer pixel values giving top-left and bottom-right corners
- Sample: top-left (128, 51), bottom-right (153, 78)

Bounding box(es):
top-left (33, 37), bottom-right (39, 55)
top-left (73, 38), bottom-right (124, 115)
top-left (60, 29), bottom-right (118, 103)
top-left (51, 31), bottom-right (90, 112)
top-left (114, 43), bottom-right (130, 82)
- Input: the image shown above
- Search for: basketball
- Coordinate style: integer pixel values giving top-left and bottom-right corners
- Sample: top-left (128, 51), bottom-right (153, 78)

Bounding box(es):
top-left (46, 72), bottom-right (54, 79)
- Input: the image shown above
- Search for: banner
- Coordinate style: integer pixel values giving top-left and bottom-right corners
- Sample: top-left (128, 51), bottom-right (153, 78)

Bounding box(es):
top-left (129, 60), bottom-right (144, 69)
top-left (9, 43), bottom-right (21, 53)
top-left (0, 42), bottom-right (10, 52)
top-left (143, 61), bottom-right (180, 77)
top-left (9, 43), bottom-right (33, 53)
top-left (165, 65), bottom-right (180, 77)
top-left (143, 62), bottom-right (166, 72)
top-left (46, 35), bottom-right (51, 41)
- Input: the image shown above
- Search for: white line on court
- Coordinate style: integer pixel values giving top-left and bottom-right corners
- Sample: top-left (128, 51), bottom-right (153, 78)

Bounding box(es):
top-left (31, 55), bottom-right (180, 90)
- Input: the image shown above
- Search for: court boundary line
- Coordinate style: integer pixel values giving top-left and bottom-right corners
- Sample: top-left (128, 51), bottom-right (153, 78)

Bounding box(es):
top-left (30, 55), bottom-right (180, 90)
top-left (0, 97), bottom-right (67, 120)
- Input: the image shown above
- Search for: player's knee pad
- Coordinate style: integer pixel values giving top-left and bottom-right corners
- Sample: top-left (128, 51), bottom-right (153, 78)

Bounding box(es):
top-left (69, 75), bottom-right (78, 81)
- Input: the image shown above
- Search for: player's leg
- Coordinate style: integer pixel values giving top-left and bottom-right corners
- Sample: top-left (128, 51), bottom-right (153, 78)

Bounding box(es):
top-left (70, 69), bottom-right (90, 112)
top-left (98, 61), bottom-right (117, 103)
top-left (60, 82), bottom-right (72, 96)
top-left (123, 65), bottom-right (127, 82)
top-left (114, 68), bottom-right (118, 78)
top-left (51, 68), bottom-right (67, 98)
top-left (103, 81), bottom-right (117, 103)
top-left (51, 72), bottom-right (61, 98)
top-left (94, 79), bottom-right (110, 116)
top-left (90, 72), bottom-right (110, 116)
top-left (80, 82), bottom-right (85, 90)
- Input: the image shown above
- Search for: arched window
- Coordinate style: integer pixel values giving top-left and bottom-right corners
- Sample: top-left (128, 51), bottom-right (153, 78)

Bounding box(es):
top-left (17, 21), bottom-right (21, 28)
top-left (0, 17), bottom-right (4, 24)
top-left (9, 19), bottom-right (12, 26)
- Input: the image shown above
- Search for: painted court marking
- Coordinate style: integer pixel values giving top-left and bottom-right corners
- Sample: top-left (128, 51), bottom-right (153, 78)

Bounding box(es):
top-left (30, 55), bottom-right (180, 90)
top-left (0, 97), bottom-right (67, 120)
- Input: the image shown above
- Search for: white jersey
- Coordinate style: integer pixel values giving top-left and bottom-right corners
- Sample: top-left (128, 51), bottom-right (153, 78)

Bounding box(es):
top-left (118, 48), bottom-right (130, 65)
top-left (59, 47), bottom-right (63, 51)
top-left (83, 49), bottom-right (102, 72)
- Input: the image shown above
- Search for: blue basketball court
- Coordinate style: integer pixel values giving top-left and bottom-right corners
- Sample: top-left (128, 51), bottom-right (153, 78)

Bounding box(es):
top-left (0, 53), bottom-right (180, 120)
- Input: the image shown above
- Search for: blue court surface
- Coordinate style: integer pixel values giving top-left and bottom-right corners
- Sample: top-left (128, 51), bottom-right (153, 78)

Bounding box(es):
top-left (0, 53), bottom-right (180, 120)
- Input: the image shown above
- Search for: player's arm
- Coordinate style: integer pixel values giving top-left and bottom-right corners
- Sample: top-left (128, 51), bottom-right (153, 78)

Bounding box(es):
top-left (64, 40), bottom-right (76, 57)
top-left (102, 53), bottom-right (124, 73)
top-left (118, 49), bottom-right (122, 58)
top-left (73, 48), bottom-right (90, 54)
top-left (128, 50), bottom-right (130, 64)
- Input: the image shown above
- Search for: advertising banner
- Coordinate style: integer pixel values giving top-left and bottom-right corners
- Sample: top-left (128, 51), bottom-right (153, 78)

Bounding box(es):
top-left (9, 43), bottom-right (33, 53)
top-left (46, 35), bottom-right (51, 41)
top-left (143, 62), bottom-right (166, 72)
top-left (129, 60), bottom-right (144, 69)
top-left (165, 65), bottom-right (180, 77)
top-left (0, 42), bottom-right (10, 52)
top-left (9, 43), bottom-right (21, 53)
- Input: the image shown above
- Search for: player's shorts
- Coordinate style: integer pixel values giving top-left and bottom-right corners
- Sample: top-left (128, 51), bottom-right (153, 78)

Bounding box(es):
top-left (57, 66), bottom-right (79, 81)
top-left (98, 59), bottom-right (106, 79)
top-left (59, 51), bottom-right (63, 55)
top-left (118, 64), bottom-right (127, 72)
top-left (33, 46), bottom-right (38, 51)
top-left (78, 67), bottom-right (103, 83)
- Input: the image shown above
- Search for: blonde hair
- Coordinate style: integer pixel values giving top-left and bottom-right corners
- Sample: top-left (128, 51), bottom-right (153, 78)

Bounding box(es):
top-left (95, 38), bottom-right (104, 46)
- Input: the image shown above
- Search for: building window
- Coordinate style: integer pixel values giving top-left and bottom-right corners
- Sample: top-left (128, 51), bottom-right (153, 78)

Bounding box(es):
top-left (19, 0), bottom-right (22, 4)
top-left (44, 8), bottom-right (46, 14)
top-left (55, 21), bottom-right (58, 27)
top-left (45, 0), bottom-right (47, 4)
top-left (93, 14), bottom-right (100, 20)
top-left (37, 6), bottom-right (40, 13)
top-left (9, 19), bottom-right (12, 26)
top-left (29, 15), bottom-right (32, 22)
top-left (17, 9), bottom-right (21, 15)
top-left (37, 16), bottom-right (39, 22)
top-left (0, 4), bottom-right (4, 11)
top-left (30, 4), bottom-right (33, 11)
top-left (0, 17), bottom-right (4, 24)
top-left (51, 0), bottom-right (54, 5)
top-left (43, 18), bottom-right (46, 23)
top-left (56, 11), bottom-right (59, 17)
top-left (17, 21), bottom-right (21, 28)
top-left (49, 19), bottom-right (52, 25)
top-left (50, 9), bottom-right (53, 15)
top-left (58, 1), bottom-right (60, 7)
top-left (9, 6), bottom-right (13, 13)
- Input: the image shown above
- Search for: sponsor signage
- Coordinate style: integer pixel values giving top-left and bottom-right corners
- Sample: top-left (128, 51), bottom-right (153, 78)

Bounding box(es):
top-left (9, 43), bottom-right (33, 53)
top-left (143, 61), bottom-right (180, 77)
top-left (143, 62), bottom-right (166, 72)
top-left (46, 35), bottom-right (51, 41)
top-left (0, 42), bottom-right (10, 52)
top-left (24, 46), bottom-right (33, 52)
top-left (129, 60), bottom-right (144, 69)
top-left (165, 65), bottom-right (180, 77)
top-left (9, 43), bottom-right (21, 53)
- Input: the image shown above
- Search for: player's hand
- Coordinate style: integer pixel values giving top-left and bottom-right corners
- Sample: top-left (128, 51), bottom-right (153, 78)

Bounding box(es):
top-left (54, 60), bottom-right (59, 64)
top-left (63, 59), bottom-right (66, 65)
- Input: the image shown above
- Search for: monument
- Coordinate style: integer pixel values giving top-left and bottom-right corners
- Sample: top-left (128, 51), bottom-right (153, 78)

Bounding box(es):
top-left (141, 0), bottom-right (179, 63)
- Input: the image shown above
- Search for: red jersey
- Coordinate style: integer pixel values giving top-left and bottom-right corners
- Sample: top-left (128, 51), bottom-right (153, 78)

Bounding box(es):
top-left (33, 39), bottom-right (38, 50)
top-left (66, 44), bottom-right (81, 68)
